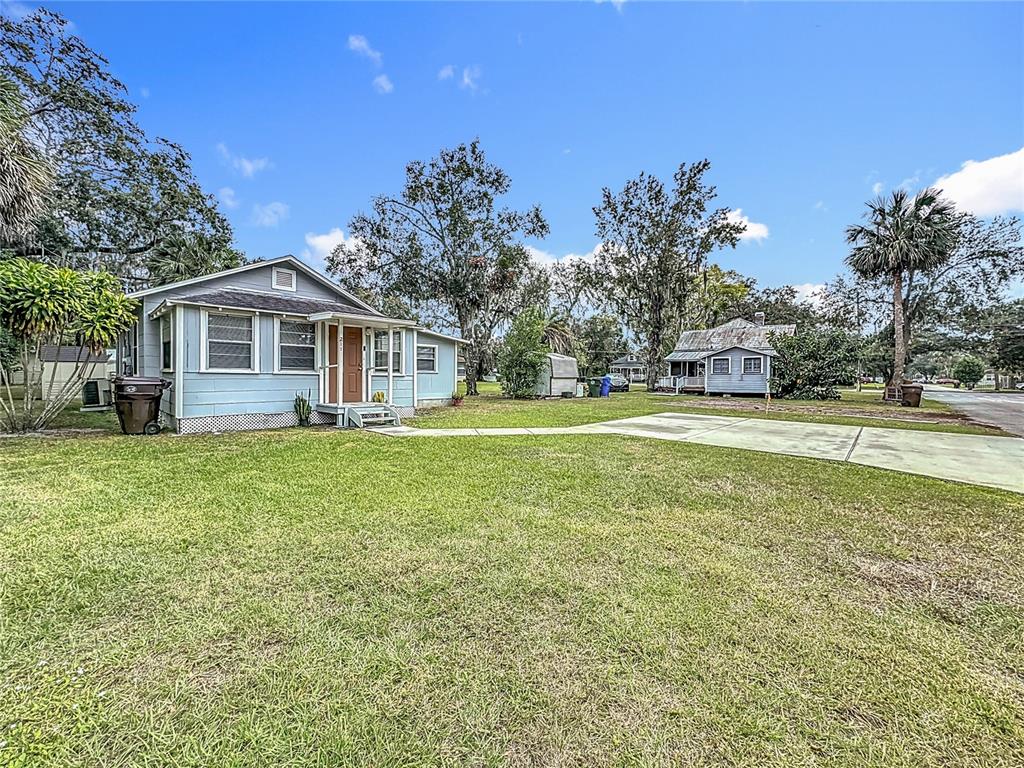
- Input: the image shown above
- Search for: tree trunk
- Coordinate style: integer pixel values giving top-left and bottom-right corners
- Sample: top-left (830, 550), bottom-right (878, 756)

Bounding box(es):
top-left (891, 268), bottom-right (906, 386)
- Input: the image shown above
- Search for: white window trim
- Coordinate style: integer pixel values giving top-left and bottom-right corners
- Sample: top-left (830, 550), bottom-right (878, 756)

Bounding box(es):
top-left (415, 343), bottom-right (438, 374)
top-left (200, 308), bottom-right (260, 373)
top-left (273, 316), bottom-right (318, 374)
top-left (371, 328), bottom-right (404, 374)
top-left (272, 266), bottom-right (297, 292)
top-left (160, 312), bottom-right (173, 373)
top-left (741, 356), bottom-right (763, 375)
top-left (710, 356), bottom-right (731, 375)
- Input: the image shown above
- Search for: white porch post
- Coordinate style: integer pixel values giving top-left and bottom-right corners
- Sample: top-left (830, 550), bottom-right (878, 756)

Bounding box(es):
top-left (387, 324), bottom-right (394, 404)
top-left (703, 358), bottom-right (709, 393)
top-left (411, 328), bottom-right (418, 408)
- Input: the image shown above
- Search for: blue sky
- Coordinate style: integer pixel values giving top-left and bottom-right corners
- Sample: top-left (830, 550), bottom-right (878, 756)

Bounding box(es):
top-left (28, 2), bottom-right (1024, 295)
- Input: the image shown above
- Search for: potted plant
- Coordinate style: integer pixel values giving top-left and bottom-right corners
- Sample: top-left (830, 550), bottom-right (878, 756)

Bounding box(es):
top-left (294, 390), bottom-right (312, 427)
top-left (451, 390), bottom-right (465, 407)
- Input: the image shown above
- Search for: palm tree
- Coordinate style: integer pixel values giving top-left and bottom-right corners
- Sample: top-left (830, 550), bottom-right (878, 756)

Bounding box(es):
top-left (0, 78), bottom-right (50, 244)
top-left (845, 188), bottom-right (957, 386)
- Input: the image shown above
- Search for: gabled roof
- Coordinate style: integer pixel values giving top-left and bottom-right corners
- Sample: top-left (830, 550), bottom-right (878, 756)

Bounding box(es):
top-left (128, 255), bottom-right (378, 313)
top-left (609, 355), bottom-right (645, 368)
top-left (699, 345), bottom-right (778, 359)
top-left (668, 317), bottom-right (795, 359)
top-left (148, 289), bottom-right (386, 319)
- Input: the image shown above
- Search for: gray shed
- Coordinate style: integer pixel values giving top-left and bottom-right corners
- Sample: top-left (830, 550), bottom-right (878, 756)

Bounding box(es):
top-left (536, 353), bottom-right (579, 397)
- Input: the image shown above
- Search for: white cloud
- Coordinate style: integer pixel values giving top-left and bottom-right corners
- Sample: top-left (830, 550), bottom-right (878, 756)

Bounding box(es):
top-left (302, 227), bottom-right (353, 270)
top-left (460, 66), bottom-right (482, 91)
top-left (372, 74), bottom-right (394, 94)
top-left (562, 148), bottom-right (572, 155)
top-left (898, 172), bottom-right (921, 191)
top-left (218, 187), bottom-right (239, 209)
top-left (813, 200), bottom-right (827, 212)
top-left (348, 34), bottom-right (382, 66)
top-left (595, 0), bottom-right (627, 12)
top-left (251, 201), bottom-right (289, 227)
top-left (437, 64), bottom-right (455, 80)
top-left (792, 283), bottom-right (826, 307)
top-left (140, 86), bottom-right (150, 99)
top-left (871, 181), bottom-right (884, 196)
top-left (934, 147), bottom-right (1024, 216)
top-left (527, 243), bottom-right (602, 268)
top-left (216, 142), bottom-right (270, 179)
top-left (726, 209), bottom-right (770, 243)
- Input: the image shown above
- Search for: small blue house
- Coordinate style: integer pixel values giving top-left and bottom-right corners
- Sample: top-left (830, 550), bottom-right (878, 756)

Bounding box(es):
top-left (121, 256), bottom-right (464, 434)
top-left (660, 314), bottom-right (796, 395)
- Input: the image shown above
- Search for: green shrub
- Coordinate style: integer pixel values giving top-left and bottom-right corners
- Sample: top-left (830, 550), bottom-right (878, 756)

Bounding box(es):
top-left (498, 307), bottom-right (546, 399)
top-left (770, 328), bottom-right (858, 400)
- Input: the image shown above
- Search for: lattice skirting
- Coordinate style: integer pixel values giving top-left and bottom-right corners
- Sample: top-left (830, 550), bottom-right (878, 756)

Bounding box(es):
top-left (177, 410), bottom-right (334, 435)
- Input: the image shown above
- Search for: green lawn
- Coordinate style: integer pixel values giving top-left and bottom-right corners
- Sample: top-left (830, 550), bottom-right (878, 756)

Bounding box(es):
top-left (1, 427), bottom-right (1022, 766)
top-left (414, 385), bottom-right (1002, 435)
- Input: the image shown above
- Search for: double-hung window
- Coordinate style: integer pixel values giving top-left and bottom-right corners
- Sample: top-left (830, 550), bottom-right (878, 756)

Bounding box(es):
top-left (711, 357), bottom-right (730, 375)
top-left (278, 320), bottom-right (316, 372)
top-left (415, 344), bottom-right (437, 373)
top-left (742, 357), bottom-right (763, 375)
top-left (206, 312), bottom-right (256, 371)
top-left (160, 314), bottom-right (173, 371)
top-left (372, 330), bottom-right (402, 373)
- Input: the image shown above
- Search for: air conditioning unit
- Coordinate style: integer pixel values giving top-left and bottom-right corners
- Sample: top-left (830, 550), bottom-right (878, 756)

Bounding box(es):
top-left (81, 377), bottom-right (113, 410)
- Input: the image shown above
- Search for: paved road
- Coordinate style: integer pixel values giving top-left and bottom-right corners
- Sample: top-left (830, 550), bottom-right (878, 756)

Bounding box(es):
top-left (373, 412), bottom-right (1024, 494)
top-left (924, 385), bottom-right (1024, 437)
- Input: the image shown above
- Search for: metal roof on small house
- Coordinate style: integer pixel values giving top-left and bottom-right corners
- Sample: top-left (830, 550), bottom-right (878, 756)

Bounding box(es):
top-left (666, 317), bottom-right (795, 361)
top-left (148, 289), bottom-right (385, 319)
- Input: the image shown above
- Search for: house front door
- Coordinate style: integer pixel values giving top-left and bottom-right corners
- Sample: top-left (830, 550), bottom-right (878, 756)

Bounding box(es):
top-left (342, 326), bottom-right (363, 402)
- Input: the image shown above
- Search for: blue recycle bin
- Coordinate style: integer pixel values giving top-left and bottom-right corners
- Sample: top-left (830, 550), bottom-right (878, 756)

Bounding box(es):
top-left (600, 374), bottom-right (612, 397)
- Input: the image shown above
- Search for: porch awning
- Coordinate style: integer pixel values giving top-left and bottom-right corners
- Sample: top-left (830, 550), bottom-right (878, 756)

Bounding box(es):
top-left (307, 311), bottom-right (417, 327)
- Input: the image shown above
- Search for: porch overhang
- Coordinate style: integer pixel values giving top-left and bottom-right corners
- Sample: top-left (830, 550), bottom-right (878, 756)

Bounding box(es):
top-left (306, 311), bottom-right (417, 328)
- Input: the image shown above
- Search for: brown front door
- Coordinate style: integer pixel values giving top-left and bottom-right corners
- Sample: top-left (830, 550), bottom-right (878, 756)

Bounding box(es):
top-left (342, 327), bottom-right (363, 402)
top-left (326, 324), bottom-right (339, 404)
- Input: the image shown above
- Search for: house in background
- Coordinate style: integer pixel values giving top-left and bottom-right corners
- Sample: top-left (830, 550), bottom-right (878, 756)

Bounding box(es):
top-left (608, 355), bottom-right (647, 382)
top-left (122, 256), bottom-right (464, 434)
top-left (660, 313), bottom-right (796, 395)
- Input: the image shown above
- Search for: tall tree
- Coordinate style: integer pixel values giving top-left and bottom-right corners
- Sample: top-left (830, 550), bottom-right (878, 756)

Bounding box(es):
top-left (0, 9), bottom-right (235, 283)
top-left (144, 233), bottom-right (244, 287)
top-left (845, 188), bottom-right (957, 385)
top-left (328, 139), bottom-right (549, 395)
top-left (585, 160), bottom-right (744, 389)
top-left (0, 77), bottom-right (50, 241)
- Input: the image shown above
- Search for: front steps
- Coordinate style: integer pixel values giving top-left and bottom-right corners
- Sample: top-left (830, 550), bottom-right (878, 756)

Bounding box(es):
top-left (314, 402), bottom-right (402, 429)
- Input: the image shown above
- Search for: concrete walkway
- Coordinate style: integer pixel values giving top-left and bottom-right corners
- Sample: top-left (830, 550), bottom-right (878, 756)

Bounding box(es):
top-left (371, 412), bottom-right (1024, 494)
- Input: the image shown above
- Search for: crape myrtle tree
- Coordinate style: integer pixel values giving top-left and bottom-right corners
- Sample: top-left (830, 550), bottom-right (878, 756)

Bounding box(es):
top-left (328, 140), bottom-right (549, 395)
top-left (584, 160), bottom-right (744, 390)
top-left (0, 9), bottom-right (237, 286)
top-left (769, 328), bottom-right (859, 400)
top-left (0, 258), bottom-right (136, 431)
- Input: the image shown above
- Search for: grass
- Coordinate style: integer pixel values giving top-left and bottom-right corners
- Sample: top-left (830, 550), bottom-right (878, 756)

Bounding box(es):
top-left (414, 385), bottom-right (1003, 435)
top-left (1, 426), bottom-right (1023, 766)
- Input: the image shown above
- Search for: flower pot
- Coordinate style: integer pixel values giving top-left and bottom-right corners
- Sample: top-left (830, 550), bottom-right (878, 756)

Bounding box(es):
top-left (452, 399), bottom-right (464, 407)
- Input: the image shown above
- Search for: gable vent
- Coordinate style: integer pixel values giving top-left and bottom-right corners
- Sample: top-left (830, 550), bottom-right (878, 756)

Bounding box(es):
top-left (272, 267), bottom-right (296, 292)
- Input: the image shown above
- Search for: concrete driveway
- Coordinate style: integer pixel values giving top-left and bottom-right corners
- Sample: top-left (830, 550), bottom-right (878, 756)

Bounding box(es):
top-left (374, 412), bottom-right (1024, 494)
top-left (924, 385), bottom-right (1024, 437)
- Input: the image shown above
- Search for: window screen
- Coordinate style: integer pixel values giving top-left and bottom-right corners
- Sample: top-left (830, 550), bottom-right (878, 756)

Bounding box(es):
top-left (416, 345), bottom-right (437, 372)
top-left (711, 358), bottom-right (730, 375)
top-left (207, 313), bottom-right (253, 370)
top-left (279, 320), bottom-right (315, 370)
top-left (160, 315), bottom-right (172, 370)
top-left (742, 357), bottom-right (762, 374)
top-left (373, 330), bottom-right (402, 372)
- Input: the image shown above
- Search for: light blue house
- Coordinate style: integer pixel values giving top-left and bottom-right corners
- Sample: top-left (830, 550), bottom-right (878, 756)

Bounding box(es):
top-left (660, 314), bottom-right (796, 395)
top-left (121, 256), bottom-right (464, 434)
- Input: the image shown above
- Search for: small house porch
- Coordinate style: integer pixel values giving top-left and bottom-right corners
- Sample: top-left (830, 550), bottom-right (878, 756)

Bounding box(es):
top-left (658, 360), bottom-right (706, 392)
